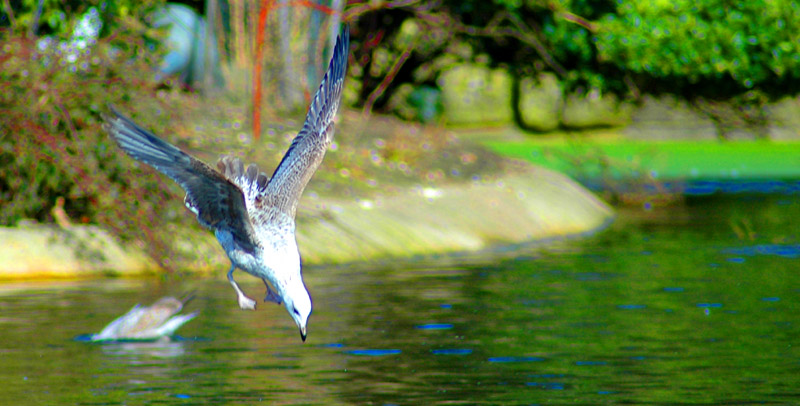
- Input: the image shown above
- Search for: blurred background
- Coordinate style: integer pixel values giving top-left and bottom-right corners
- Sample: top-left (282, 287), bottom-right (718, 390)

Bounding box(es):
top-left (3, 0), bottom-right (800, 272)
top-left (2, 2), bottom-right (800, 404)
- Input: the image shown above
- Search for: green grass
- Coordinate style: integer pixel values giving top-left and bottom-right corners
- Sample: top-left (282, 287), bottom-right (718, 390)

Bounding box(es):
top-left (483, 139), bottom-right (800, 181)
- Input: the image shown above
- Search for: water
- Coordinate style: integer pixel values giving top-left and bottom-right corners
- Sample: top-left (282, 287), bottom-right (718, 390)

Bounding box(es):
top-left (1, 195), bottom-right (799, 405)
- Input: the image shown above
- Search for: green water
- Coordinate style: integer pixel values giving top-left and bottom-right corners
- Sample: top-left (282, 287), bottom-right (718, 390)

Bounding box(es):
top-left (1, 195), bottom-right (799, 405)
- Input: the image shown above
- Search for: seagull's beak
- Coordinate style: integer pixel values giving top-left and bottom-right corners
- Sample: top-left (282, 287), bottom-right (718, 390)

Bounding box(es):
top-left (300, 326), bottom-right (307, 342)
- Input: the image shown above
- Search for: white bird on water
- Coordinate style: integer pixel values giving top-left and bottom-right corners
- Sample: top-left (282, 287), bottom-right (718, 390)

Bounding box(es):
top-left (102, 27), bottom-right (349, 342)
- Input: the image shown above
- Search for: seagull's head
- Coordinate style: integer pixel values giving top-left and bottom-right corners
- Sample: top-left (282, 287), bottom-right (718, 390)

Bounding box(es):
top-left (284, 282), bottom-right (312, 342)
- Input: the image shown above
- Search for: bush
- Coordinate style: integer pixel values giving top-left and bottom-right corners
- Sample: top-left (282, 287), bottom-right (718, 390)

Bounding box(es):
top-left (596, 0), bottom-right (800, 94)
top-left (0, 1), bottom-right (193, 267)
top-left (350, 0), bottom-right (800, 109)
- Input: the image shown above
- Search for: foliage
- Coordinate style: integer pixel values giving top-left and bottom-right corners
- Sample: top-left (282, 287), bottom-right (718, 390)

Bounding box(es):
top-left (596, 0), bottom-right (800, 94)
top-left (0, 0), bottom-right (196, 268)
top-left (491, 0), bottom-right (618, 91)
top-left (5, 0), bottom-right (158, 36)
top-left (350, 0), bottom-right (800, 117)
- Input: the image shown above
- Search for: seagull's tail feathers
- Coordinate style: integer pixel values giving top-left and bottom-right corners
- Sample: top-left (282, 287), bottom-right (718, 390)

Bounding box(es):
top-left (217, 156), bottom-right (269, 202)
top-left (102, 105), bottom-right (193, 176)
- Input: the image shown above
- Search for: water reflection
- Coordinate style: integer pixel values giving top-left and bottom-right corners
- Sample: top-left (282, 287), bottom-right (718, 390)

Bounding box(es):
top-left (96, 339), bottom-right (189, 358)
top-left (0, 195), bottom-right (799, 404)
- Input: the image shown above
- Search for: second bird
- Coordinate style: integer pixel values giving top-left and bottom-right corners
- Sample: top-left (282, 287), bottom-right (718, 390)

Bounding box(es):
top-left (103, 26), bottom-right (350, 342)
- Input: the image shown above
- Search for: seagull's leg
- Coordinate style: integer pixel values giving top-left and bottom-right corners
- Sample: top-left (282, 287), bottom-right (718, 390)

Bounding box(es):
top-left (227, 264), bottom-right (257, 310)
top-left (262, 279), bottom-right (283, 305)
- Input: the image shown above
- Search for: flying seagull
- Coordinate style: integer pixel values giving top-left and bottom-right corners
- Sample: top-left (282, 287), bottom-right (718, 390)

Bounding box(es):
top-left (102, 26), bottom-right (349, 342)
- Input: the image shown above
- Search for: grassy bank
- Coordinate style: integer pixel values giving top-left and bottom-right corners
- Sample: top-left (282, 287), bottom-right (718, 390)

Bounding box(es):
top-left (481, 133), bottom-right (800, 182)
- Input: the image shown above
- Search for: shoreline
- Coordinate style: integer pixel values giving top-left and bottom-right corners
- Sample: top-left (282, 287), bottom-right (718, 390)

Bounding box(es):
top-left (0, 166), bottom-right (613, 280)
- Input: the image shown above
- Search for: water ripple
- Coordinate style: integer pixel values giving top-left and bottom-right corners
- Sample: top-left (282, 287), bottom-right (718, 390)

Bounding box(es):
top-left (697, 303), bottom-right (723, 308)
top-left (617, 304), bottom-right (647, 310)
top-left (345, 349), bottom-right (402, 356)
top-left (431, 349), bottom-right (472, 355)
top-left (488, 356), bottom-right (544, 363)
top-left (526, 382), bottom-right (565, 390)
top-left (723, 244), bottom-right (800, 259)
top-left (575, 360), bottom-right (607, 366)
top-left (415, 323), bottom-right (453, 330)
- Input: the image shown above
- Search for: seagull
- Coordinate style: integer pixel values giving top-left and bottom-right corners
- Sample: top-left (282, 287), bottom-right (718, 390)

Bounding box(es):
top-left (91, 295), bottom-right (197, 341)
top-left (102, 26), bottom-right (349, 342)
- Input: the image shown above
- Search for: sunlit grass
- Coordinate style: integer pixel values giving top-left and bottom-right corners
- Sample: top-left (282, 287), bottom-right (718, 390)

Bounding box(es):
top-left (483, 138), bottom-right (800, 181)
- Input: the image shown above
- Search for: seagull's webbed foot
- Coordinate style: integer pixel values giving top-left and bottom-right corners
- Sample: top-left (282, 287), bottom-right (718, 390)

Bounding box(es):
top-left (237, 292), bottom-right (257, 310)
top-left (263, 279), bottom-right (283, 305)
top-left (227, 265), bottom-right (256, 310)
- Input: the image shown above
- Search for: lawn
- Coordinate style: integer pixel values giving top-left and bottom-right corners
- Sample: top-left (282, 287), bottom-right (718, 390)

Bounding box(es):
top-left (483, 139), bottom-right (800, 182)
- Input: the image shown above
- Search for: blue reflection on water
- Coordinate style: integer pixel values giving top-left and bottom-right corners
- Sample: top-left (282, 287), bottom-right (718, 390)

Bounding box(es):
top-left (431, 349), bottom-right (472, 355)
top-left (685, 180), bottom-right (800, 195)
top-left (723, 244), bottom-right (800, 258)
top-left (345, 349), bottom-right (402, 356)
top-left (488, 356), bottom-right (545, 363)
top-left (575, 361), bottom-right (607, 366)
top-left (415, 323), bottom-right (453, 330)
top-left (697, 303), bottom-right (723, 308)
top-left (617, 304), bottom-right (647, 310)
top-left (526, 382), bottom-right (565, 390)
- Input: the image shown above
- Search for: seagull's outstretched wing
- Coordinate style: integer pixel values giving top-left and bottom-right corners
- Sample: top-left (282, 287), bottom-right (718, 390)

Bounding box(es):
top-left (102, 106), bottom-right (256, 250)
top-left (263, 26), bottom-right (349, 219)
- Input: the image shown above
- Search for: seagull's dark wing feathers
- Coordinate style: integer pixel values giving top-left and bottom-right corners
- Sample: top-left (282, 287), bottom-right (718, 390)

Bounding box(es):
top-left (263, 26), bottom-right (349, 219)
top-left (102, 106), bottom-right (256, 250)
